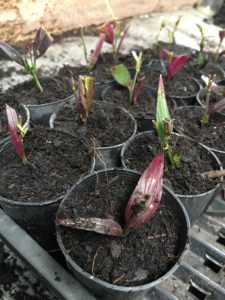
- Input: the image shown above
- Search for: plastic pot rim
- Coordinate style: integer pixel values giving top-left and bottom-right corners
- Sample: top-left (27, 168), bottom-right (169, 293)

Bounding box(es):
top-left (56, 167), bottom-right (190, 293)
top-left (121, 130), bottom-right (223, 198)
top-left (0, 128), bottom-right (95, 206)
top-left (49, 100), bottom-right (137, 150)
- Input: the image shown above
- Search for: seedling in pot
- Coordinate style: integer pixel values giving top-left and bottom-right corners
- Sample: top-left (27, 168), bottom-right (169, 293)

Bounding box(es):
top-left (110, 51), bottom-right (145, 105)
top-left (160, 48), bottom-right (188, 80)
top-left (73, 75), bottom-right (95, 124)
top-left (58, 153), bottom-right (164, 236)
top-left (215, 29), bottom-right (225, 62)
top-left (97, 20), bottom-right (130, 62)
top-left (195, 24), bottom-right (207, 69)
top-left (80, 27), bottom-right (105, 71)
top-left (166, 15), bottom-right (182, 44)
top-left (153, 75), bottom-right (180, 167)
top-left (153, 17), bottom-right (167, 46)
top-left (6, 105), bottom-right (28, 165)
top-left (200, 75), bottom-right (225, 125)
top-left (0, 26), bottom-right (53, 92)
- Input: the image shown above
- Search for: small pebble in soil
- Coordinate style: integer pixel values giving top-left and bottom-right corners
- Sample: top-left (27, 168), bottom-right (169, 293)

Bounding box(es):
top-left (110, 240), bottom-right (122, 259)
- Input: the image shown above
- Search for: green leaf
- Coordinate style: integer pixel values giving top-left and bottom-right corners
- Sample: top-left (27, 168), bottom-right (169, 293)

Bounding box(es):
top-left (155, 75), bottom-right (171, 141)
top-left (111, 64), bottom-right (131, 87)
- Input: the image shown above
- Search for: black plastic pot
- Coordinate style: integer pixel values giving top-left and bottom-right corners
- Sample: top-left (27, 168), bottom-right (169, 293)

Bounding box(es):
top-left (121, 131), bottom-right (223, 225)
top-left (56, 168), bottom-right (190, 300)
top-left (50, 101), bottom-right (137, 170)
top-left (142, 60), bottom-right (201, 107)
top-left (174, 105), bottom-right (225, 167)
top-left (0, 129), bottom-right (95, 250)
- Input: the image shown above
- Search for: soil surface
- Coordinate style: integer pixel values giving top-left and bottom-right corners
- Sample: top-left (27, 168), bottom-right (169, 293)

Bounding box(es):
top-left (0, 126), bottom-right (92, 202)
top-left (174, 106), bottom-right (225, 152)
top-left (142, 62), bottom-right (200, 98)
top-left (52, 101), bottom-right (136, 148)
top-left (122, 131), bottom-right (220, 195)
top-left (57, 172), bottom-right (187, 287)
top-left (3, 76), bottom-right (72, 106)
top-left (58, 52), bottom-right (116, 83)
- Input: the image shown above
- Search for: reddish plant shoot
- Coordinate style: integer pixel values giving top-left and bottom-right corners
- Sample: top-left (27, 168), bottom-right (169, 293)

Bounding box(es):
top-left (97, 21), bottom-right (130, 62)
top-left (58, 154), bottom-right (164, 236)
top-left (6, 105), bottom-right (28, 165)
top-left (80, 27), bottom-right (105, 71)
top-left (215, 29), bottom-right (225, 62)
top-left (166, 55), bottom-right (188, 80)
top-left (124, 153), bottom-right (164, 232)
top-left (159, 48), bottom-right (188, 80)
top-left (0, 27), bottom-right (53, 92)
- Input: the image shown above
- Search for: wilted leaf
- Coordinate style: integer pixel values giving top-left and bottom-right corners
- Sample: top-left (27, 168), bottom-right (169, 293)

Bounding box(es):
top-left (58, 217), bottom-right (123, 236)
top-left (0, 42), bottom-right (24, 66)
top-left (111, 64), bottom-right (131, 87)
top-left (33, 26), bottom-right (54, 59)
top-left (125, 154), bottom-right (164, 231)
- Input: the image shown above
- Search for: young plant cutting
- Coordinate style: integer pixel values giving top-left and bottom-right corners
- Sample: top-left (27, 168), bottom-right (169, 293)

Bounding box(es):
top-left (0, 26), bottom-right (53, 92)
top-left (56, 155), bottom-right (189, 296)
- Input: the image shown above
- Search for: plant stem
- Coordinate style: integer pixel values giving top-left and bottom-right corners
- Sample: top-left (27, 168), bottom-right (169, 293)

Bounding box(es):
top-left (30, 69), bottom-right (43, 92)
top-left (129, 68), bottom-right (139, 104)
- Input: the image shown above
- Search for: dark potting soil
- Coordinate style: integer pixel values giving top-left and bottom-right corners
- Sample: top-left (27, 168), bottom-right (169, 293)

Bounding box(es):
top-left (3, 76), bottom-right (72, 106)
top-left (58, 52), bottom-right (116, 83)
top-left (142, 65), bottom-right (199, 98)
top-left (0, 127), bottom-right (91, 202)
top-left (58, 175), bottom-right (184, 286)
top-left (102, 85), bottom-right (158, 118)
top-left (52, 102), bottom-right (135, 148)
top-left (122, 132), bottom-right (219, 195)
top-left (174, 106), bottom-right (225, 152)
top-left (0, 89), bottom-right (27, 139)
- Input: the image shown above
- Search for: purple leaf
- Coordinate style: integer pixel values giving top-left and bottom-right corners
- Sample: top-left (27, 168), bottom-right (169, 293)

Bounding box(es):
top-left (97, 22), bottom-right (114, 45)
top-left (125, 153), bottom-right (164, 231)
top-left (58, 217), bottom-right (122, 236)
top-left (89, 33), bottom-right (105, 69)
top-left (133, 76), bottom-right (145, 104)
top-left (208, 98), bottom-right (225, 116)
top-left (0, 41), bottom-right (25, 66)
top-left (116, 22), bottom-right (130, 56)
top-left (167, 54), bottom-right (188, 80)
top-left (6, 105), bottom-right (27, 164)
top-left (33, 26), bottom-right (54, 59)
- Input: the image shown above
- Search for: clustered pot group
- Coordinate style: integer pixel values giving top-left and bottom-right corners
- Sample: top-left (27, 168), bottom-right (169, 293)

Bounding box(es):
top-left (0, 23), bottom-right (225, 300)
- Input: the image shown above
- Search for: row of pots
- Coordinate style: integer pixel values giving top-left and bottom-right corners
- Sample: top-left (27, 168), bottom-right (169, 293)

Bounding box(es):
top-left (0, 60), bottom-right (225, 300)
